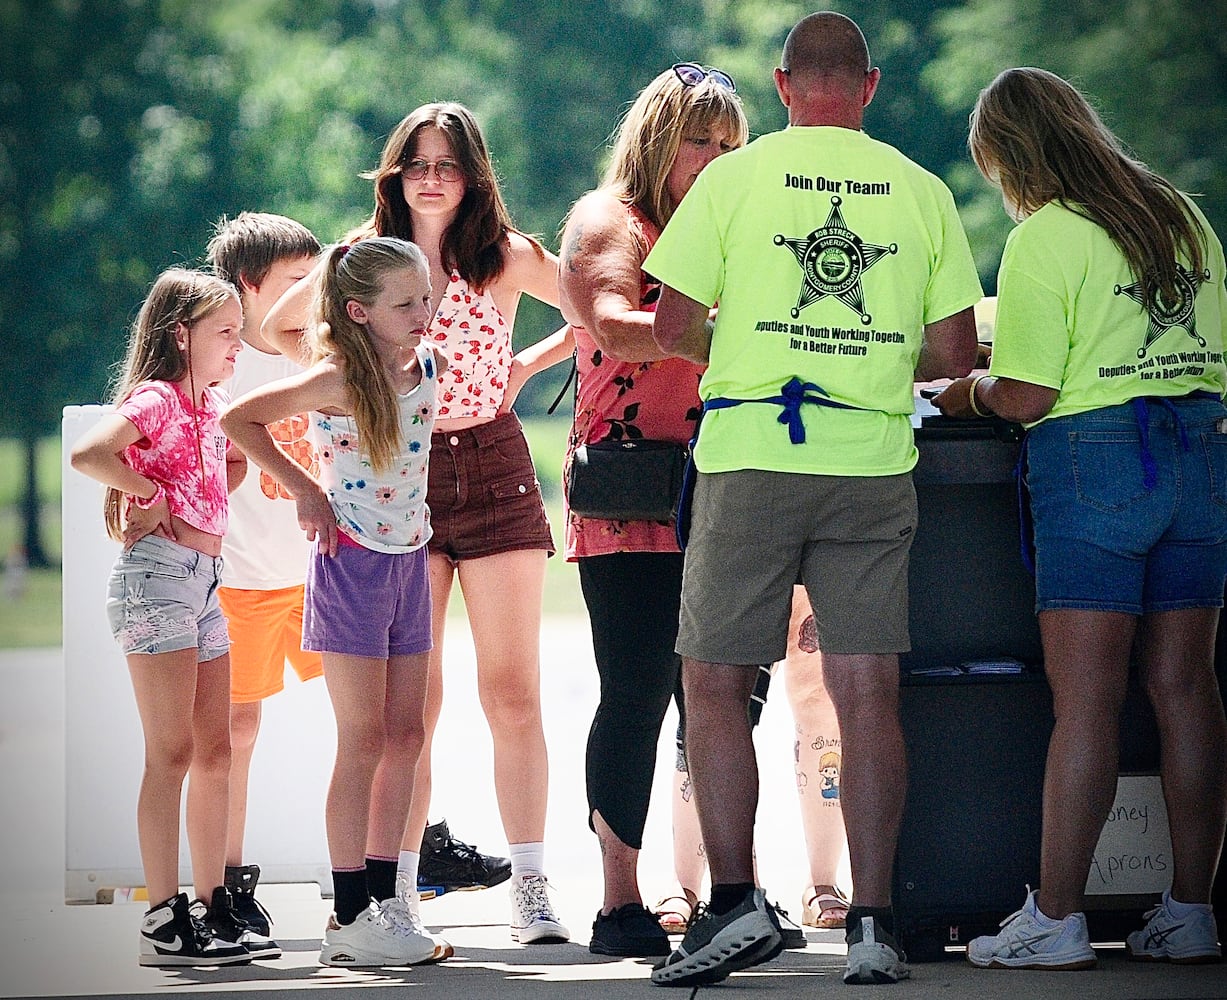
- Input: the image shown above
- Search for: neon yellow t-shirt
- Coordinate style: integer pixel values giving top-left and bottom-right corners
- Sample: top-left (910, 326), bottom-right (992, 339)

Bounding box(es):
top-left (988, 200), bottom-right (1227, 422)
top-left (644, 126), bottom-right (982, 476)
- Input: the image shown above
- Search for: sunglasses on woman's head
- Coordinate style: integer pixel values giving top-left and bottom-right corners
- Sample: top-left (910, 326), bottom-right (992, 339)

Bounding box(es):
top-left (673, 62), bottom-right (736, 93)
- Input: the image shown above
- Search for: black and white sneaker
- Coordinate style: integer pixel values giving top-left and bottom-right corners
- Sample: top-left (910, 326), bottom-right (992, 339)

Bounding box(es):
top-left (651, 887), bottom-right (782, 986)
top-left (225, 863), bottom-right (274, 938)
top-left (417, 818), bottom-right (512, 896)
top-left (192, 886), bottom-right (282, 960)
top-left (139, 892), bottom-right (250, 967)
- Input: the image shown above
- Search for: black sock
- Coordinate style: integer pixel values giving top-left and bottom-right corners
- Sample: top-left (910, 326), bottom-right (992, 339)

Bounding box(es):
top-left (333, 868), bottom-right (370, 925)
top-left (845, 905), bottom-right (895, 943)
top-left (708, 882), bottom-right (756, 916)
top-left (365, 856), bottom-right (398, 904)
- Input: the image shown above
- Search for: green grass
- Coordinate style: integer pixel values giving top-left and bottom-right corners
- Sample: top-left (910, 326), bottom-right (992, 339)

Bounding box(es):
top-left (0, 416), bottom-right (584, 649)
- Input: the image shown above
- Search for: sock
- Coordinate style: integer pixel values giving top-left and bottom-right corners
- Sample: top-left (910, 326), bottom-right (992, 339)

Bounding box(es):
top-left (1166, 891), bottom-right (1213, 917)
top-left (509, 842), bottom-right (545, 877)
top-left (845, 905), bottom-right (895, 942)
top-left (397, 849), bottom-right (421, 890)
top-left (1029, 898), bottom-right (1063, 928)
top-left (365, 856), bottom-right (398, 903)
top-left (708, 882), bottom-right (755, 916)
top-left (333, 867), bottom-right (369, 925)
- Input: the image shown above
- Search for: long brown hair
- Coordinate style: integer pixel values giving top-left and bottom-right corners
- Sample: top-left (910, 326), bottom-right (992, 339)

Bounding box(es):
top-left (600, 67), bottom-right (748, 230)
top-left (104, 269), bottom-right (238, 539)
top-left (309, 237), bottom-right (429, 474)
top-left (350, 102), bottom-right (542, 292)
top-left (969, 67), bottom-right (1205, 310)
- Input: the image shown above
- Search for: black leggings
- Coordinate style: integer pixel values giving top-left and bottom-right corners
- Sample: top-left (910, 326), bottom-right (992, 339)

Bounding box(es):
top-left (579, 551), bottom-right (684, 850)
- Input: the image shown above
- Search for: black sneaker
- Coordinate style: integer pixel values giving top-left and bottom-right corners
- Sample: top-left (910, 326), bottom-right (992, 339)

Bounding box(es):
top-left (417, 818), bottom-right (512, 895)
top-left (139, 892), bottom-right (250, 967)
top-left (589, 903), bottom-right (672, 957)
top-left (650, 887), bottom-right (782, 986)
top-left (769, 900), bottom-right (808, 950)
top-left (192, 886), bottom-right (282, 960)
top-left (225, 863), bottom-right (273, 938)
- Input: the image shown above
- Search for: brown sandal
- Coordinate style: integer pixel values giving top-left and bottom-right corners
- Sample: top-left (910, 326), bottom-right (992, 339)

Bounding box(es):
top-left (802, 884), bottom-right (850, 929)
top-left (653, 887), bottom-right (699, 934)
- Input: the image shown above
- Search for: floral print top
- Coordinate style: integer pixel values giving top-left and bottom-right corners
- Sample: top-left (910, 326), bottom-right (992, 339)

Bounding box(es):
top-left (429, 271), bottom-right (512, 420)
top-left (308, 343), bottom-right (439, 553)
top-left (564, 204), bottom-right (705, 560)
top-left (117, 380), bottom-right (230, 535)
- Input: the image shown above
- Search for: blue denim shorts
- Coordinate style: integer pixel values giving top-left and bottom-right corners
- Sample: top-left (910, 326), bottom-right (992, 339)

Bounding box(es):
top-left (1025, 396), bottom-right (1227, 614)
top-left (105, 534), bottom-right (230, 659)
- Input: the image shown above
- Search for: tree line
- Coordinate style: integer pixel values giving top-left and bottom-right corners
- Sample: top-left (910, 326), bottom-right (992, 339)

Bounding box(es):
top-left (3, 0), bottom-right (1222, 565)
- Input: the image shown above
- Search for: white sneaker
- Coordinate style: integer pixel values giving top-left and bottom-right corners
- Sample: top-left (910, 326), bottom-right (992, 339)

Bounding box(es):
top-left (509, 873), bottom-right (569, 944)
top-left (380, 895), bottom-right (453, 961)
top-left (967, 889), bottom-right (1096, 970)
top-left (1126, 892), bottom-right (1222, 964)
top-left (319, 900), bottom-right (453, 967)
top-left (844, 916), bottom-right (910, 984)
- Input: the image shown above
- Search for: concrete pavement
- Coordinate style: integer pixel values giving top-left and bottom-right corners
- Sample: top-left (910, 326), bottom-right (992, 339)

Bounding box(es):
top-left (2, 624), bottom-right (1226, 998)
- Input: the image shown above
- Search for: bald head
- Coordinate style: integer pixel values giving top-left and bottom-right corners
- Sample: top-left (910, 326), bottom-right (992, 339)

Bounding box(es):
top-left (776, 11), bottom-right (877, 127)
top-left (782, 12), bottom-right (870, 83)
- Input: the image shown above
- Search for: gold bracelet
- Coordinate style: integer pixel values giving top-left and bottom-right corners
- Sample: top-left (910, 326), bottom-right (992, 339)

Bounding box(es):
top-left (967, 375), bottom-right (990, 417)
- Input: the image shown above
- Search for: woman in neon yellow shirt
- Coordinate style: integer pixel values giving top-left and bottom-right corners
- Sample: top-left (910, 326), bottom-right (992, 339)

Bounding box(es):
top-left (936, 67), bottom-right (1227, 971)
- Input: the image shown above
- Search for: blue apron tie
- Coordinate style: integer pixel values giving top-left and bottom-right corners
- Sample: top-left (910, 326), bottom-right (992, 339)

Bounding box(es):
top-left (703, 376), bottom-right (863, 445)
top-left (676, 377), bottom-right (868, 548)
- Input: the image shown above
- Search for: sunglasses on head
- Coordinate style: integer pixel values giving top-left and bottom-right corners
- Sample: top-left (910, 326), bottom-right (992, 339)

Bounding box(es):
top-left (673, 62), bottom-right (736, 94)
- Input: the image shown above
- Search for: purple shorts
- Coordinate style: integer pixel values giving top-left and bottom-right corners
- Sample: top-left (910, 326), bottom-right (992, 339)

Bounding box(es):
top-left (302, 539), bottom-right (432, 658)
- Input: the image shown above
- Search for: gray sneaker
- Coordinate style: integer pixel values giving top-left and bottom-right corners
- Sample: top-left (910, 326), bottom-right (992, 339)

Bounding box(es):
top-left (1126, 892), bottom-right (1221, 964)
top-left (844, 915), bottom-right (910, 984)
top-left (651, 887), bottom-right (782, 987)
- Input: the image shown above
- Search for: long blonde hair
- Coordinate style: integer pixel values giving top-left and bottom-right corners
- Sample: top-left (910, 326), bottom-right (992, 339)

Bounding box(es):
top-left (600, 67), bottom-right (748, 230)
top-left (310, 237), bottom-right (429, 474)
top-left (104, 268), bottom-right (239, 540)
top-left (969, 67), bottom-right (1205, 310)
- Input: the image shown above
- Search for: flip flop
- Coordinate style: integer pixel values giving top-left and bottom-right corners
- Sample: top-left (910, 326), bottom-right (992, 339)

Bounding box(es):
top-left (802, 884), bottom-right (850, 929)
top-left (653, 887), bottom-right (699, 935)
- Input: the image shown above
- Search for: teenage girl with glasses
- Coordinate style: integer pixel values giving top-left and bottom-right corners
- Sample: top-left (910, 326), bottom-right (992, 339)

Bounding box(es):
top-left (348, 102), bottom-right (574, 942)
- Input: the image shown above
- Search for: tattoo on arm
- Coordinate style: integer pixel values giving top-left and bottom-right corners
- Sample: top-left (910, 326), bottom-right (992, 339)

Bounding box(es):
top-left (563, 223), bottom-right (583, 273)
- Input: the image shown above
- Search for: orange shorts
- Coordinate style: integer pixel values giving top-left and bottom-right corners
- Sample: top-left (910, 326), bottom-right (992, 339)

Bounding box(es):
top-left (219, 585), bottom-right (324, 702)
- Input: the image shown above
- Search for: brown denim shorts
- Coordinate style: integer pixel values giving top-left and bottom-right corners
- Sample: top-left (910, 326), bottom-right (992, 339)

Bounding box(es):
top-left (426, 412), bottom-right (556, 563)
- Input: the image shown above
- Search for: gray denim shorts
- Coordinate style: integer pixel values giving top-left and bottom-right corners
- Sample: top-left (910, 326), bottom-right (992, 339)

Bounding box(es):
top-left (105, 534), bottom-right (230, 660)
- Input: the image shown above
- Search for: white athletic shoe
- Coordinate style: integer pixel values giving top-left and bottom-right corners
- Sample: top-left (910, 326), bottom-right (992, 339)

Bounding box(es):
top-left (1126, 892), bottom-right (1221, 964)
top-left (509, 873), bottom-right (570, 944)
top-left (967, 889), bottom-right (1096, 970)
top-left (319, 900), bottom-right (453, 967)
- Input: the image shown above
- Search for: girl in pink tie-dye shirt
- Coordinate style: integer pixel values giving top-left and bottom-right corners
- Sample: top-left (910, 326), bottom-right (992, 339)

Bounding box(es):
top-left (69, 267), bottom-right (261, 967)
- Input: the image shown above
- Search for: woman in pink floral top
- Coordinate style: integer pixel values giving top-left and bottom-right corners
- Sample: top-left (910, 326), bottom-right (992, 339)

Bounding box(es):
top-left (557, 64), bottom-right (747, 957)
top-left (70, 268), bottom-right (256, 966)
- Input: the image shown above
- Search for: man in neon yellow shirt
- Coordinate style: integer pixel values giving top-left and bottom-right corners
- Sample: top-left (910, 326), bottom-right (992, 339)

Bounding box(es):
top-left (646, 11), bottom-right (981, 988)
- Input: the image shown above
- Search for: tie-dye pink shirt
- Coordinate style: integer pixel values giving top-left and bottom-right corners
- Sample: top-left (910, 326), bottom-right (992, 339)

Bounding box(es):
top-left (116, 380), bottom-right (230, 535)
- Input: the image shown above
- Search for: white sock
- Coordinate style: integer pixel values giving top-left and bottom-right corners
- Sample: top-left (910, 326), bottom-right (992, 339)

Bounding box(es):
top-left (1166, 891), bottom-right (1212, 917)
top-left (1030, 897), bottom-right (1063, 928)
top-left (509, 842), bottom-right (545, 877)
top-left (398, 849), bottom-right (420, 887)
